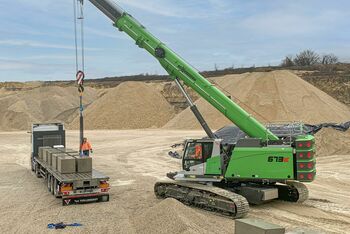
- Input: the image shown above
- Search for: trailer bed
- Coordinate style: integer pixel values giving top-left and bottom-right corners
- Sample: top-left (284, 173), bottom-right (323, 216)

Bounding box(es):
top-left (34, 157), bottom-right (110, 205)
top-left (35, 157), bottom-right (109, 183)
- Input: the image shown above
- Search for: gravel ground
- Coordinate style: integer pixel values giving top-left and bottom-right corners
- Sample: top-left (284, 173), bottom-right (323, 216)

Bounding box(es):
top-left (0, 130), bottom-right (349, 233)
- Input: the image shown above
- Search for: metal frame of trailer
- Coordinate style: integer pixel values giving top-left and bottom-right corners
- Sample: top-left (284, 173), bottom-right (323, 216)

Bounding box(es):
top-left (31, 123), bottom-right (110, 206)
top-left (34, 156), bottom-right (110, 206)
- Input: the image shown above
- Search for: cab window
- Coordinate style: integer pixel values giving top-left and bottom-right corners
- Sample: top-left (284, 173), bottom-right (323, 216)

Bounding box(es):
top-left (183, 142), bottom-right (213, 170)
top-left (184, 143), bottom-right (203, 160)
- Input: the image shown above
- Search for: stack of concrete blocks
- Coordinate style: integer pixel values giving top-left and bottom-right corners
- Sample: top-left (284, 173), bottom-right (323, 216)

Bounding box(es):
top-left (53, 148), bottom-right (78, 174)
top-left (61, 148), bottom-right (93, 173)
top-left (37, 147), bottom-right (93, 174)
top-left (38, 146), bottom-right (51, 161)
top-left (51, 152), bottom-right (66, 171)
top-left (41, 148), bottom-right (55, 164)
top-left (45, 148), bottom-right (60, 166)
top-left (41, 148), bottom-right (51, 163)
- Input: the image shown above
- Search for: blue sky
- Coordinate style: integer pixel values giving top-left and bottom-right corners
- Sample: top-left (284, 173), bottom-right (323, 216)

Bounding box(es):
top-left (0, 0), bottom-right (349, 82)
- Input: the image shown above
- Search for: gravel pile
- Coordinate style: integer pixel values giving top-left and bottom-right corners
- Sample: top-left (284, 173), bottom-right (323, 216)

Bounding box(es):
top-left (132, 198), bottom-right (231, 234)
top-left (69, 81), bottom-right (175, 129)
top-left (164, 70), bottom-right (350, 130)
top-left (315, 128), bottom-right (350, 156)
top-left (0, 86), bottom-right (98, 131)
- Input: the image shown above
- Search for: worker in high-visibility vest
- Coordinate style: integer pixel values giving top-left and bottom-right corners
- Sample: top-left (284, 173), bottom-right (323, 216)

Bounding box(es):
top-left (81, 137), bottom-right (93, 157)
top-left (194, 144), bottom-right (202, 159)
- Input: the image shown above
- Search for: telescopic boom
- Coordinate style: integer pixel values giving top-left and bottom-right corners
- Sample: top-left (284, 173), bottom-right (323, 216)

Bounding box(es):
top-left (88, 0), bottom-right (279, 141)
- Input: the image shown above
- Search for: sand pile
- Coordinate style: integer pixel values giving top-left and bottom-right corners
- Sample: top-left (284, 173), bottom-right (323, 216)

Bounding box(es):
top-left (132, 198), bottom-right (231, 234)
top-left (315, 128), bottom-right (350, 156)
top-left (70, 82), bottom-right (175, 129)
top-left (0, 86), bottom-right (98, 131)
top-left (164, 70), bottom-right (350, 130)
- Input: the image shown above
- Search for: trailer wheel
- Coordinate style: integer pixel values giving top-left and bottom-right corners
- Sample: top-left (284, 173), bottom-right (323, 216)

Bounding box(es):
top-left (35, 163), bottom-right (41, 178)
top-left (30, 155), bottom-right (34, 172)
top-left (50, 177), bottom-right (55, 195)
top-left (53, 179), bottom-right (61, 198)
top-left (47, 175), bottom-right (51, 192)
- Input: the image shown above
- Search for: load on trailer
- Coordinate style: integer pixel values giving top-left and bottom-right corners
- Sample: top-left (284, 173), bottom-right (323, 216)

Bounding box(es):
top-left (87, 0), bottom-right (316, 218)
top-left (30, 123), bottom-right (110, 206)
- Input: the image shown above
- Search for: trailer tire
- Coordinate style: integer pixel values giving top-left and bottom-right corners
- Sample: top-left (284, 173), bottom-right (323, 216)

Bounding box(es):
top-left (47, 175), bottom-right (51, 192)
top-left (35, 163), bottom-right (41, 178)
top-left (30, 155), bottom-right (34, 172)
top-left (53, 179), bottom-right (61, 198)
top-left (50, 177), bottom-right (55, 195)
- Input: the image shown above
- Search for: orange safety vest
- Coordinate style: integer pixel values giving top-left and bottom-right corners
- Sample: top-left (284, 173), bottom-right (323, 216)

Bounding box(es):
top-left (195, 145), bottom-right (202, 159)
top-left (81, 141), bottom-right (92, 151)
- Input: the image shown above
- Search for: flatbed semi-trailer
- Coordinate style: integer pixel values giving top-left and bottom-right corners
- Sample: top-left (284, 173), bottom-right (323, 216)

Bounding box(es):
top-left (30, 123), bottom-right (110, 206)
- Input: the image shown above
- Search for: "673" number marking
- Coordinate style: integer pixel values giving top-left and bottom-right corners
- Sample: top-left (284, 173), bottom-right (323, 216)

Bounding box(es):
top-left (268, 156), bottom-right (289, 163)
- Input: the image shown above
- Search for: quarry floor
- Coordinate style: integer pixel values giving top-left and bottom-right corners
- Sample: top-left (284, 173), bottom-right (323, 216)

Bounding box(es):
top-left (0, 130), bottom-right (349, 233)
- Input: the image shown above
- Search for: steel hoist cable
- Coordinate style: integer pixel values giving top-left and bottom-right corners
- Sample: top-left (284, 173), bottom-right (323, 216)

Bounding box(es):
top-left (73, 0), bottom-right (85, 74)
top-left (73, 0), bottom-right (86, 153)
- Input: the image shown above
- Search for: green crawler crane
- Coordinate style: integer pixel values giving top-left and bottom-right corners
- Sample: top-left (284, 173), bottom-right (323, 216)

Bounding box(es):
top-left (88, 0), bottom-right (316, 218)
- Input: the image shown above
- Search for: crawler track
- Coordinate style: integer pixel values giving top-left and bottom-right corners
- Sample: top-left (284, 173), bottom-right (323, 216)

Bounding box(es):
top-left (154, 181), bottom-right (249, 219)
top-left (276, 181), bottom-right (309, 203)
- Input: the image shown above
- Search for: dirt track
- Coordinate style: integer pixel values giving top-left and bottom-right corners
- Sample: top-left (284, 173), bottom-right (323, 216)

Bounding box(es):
top-left (0, 130), bottom-right (349, 233)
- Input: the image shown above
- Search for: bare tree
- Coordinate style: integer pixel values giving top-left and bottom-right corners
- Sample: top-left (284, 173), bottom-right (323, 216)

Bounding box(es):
top-left (321, 54), bottom-right (338, 64)
top-left (214, 63), bottom-right (219, 71)
top-left (293, 50), bottom-right (320, 66)
top-left (281, 56), bottom-right (294, 67)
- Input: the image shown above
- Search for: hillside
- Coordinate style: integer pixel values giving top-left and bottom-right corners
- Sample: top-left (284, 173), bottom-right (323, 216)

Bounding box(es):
top-left (164, 70), bottom-right (350, 130)
top-left (0, 86), bottom-right (98, 131)
top-left (0, 70), bottom-right (348, 131)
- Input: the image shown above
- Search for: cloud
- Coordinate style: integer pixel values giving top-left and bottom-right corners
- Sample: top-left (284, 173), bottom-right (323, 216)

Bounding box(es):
top-left (6, 0), bottom-right (69, 13)
top-left (85, 27), bottom-right (126, 40)
top-left (239, 3), bottom-right (349, 36)
top-left (0, 39), bottom-right (100, 51)
top-left (0, 60), bottom-right (35, 70)
top-left (1, 0), bottom-right (349, 82)
top-left (22, 55), bottom-right (76, 60)
top-left (117, 0), bottom-right (209, 18)
top-left (0, 58), bottom-right (72, 78)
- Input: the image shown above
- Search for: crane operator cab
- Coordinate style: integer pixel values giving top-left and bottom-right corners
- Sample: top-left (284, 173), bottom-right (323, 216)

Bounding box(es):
top-left (168, 138), bottom-right (225, 182)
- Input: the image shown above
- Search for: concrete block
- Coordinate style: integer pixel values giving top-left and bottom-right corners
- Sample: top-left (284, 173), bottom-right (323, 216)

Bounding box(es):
top-left (57, 148), bottom-right (79, 155)
top-left (42, 148), bottom-right (51, 162)
top-left (68, 152), bottom-right (81, 158)
top-left (74, 156), bottom-right (92, 173)
top-left (235, 218), bottom-right (285, 234)
top-left (46, 149), bottom-right (60, 166)
top-left (43, 149), bottom-right (49, 163)
top-left (51, 153), bottom-right (66, 170)
top-left (38, 146), bottom-right (51, 160)
top-left (57, 156), bottom-right (76, 174)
